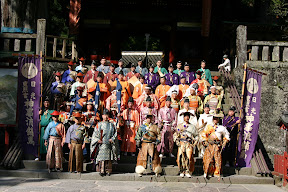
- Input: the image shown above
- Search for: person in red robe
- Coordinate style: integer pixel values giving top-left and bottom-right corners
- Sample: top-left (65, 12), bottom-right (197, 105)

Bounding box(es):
top-left (135, 85), bottom-right (160, 111)
top-left (121, 97), bottom-right (140, 156)
top-left (103, 64), bottom-right (118, 91)
top-left (83, 61), bottom-right (99, 83)
top-left (125, 63), bottom-right (140, 81)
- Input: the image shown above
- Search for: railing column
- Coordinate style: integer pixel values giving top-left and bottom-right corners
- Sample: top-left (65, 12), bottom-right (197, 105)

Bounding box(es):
top-left (25, 39), bottom-right (32, 52)
top-left (272, 46), bottom-right (280, 61)
top-left (283, 47), bottom-right (288, 62)
top-left (251, 46), bottom-right (259, 61)
top-left (14, 39), bottom-right (20, 52)
top-left (262, 46), bottom-right (269, 61)
top-left (53, 38), bottom-right (57, 58)
top-left (62, 39), bottom-right (66, 59)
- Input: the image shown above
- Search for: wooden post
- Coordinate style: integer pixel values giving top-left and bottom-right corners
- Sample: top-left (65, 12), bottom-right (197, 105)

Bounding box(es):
top-left (72, 41), bottom-right (75, 61)
top-left (53, 38), bottom-right (57, 58)
top-left (236, 25), bottom-right (247, 67)
top-left (36, 19), bottom-right (46, 55)
top-left (62, 39), bottom-right (66, 59)
top-left (235, 63), bottom-right (247, 164)
top-left (38, 51), bottom-right (43, 159)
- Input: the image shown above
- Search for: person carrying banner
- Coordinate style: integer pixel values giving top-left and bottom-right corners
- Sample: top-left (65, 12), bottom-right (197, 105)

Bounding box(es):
top-left (135, 113), bottom-right (162, 177)
top-left (69, 86), bottom-right (87, 115)
top-left (165, 64), bottom-right (179, 86)
top-left (66, 112), bottom-right (89, 173)
top-left (157, 96), bottom-right (177, 157)
top-left (105, 90), bottom-right (125, 112)
top-left (112, 70), bottom-right (131, 107)
top-left (90, 109), bottom-right (117, 176)
top-left (203, 86), bottom-right (222, 112)
top-left (144, 65), bottom-right (160, 90)
top-left (43, 111), bottom-right (66, 172)
top-left (132, 75), bottom-right (147, 99)
top-left (174, 112), bottom-right (198, 178)
top-left (121, 97), bottom-right (140, 156)
top-left (155, 76), bottom-right (171, 108)
top-left (39, 98), bottom-right (54, 160)
top-left (201, 111), bottom-right (230, 179)
top-left (222, 106), bottom-right (241, 167)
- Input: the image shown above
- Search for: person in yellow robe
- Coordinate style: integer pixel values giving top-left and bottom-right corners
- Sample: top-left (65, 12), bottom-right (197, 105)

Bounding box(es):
top-left (155, 76), bottom-right (171, 108)
top-left (203, 86), bottom-right (222, 113)
top-left (112, 70), bottom-right (131, 107)
top-left (132, 75), bottom-right (146, 99)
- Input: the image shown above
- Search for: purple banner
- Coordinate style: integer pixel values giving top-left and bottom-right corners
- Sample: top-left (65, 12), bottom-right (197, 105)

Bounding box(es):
top-left (237, 70), bottom-right (262, 167)
top-left (18, 56), bottom-right (41, 157)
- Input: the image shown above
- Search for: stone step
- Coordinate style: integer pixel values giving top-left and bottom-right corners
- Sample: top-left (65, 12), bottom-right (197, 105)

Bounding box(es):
top-left (211, 71), bottom-right (221, 77)
top-left (0, 169), bottom-right (274, 184)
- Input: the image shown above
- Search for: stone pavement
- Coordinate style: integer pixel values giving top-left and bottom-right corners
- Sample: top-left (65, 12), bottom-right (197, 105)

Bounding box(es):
top-left (0, 177), bottom-right (285, 192)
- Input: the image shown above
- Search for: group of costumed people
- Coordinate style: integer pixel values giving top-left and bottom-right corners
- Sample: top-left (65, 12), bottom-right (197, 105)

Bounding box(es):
top-left (40, 55), bottom-right (240, 179)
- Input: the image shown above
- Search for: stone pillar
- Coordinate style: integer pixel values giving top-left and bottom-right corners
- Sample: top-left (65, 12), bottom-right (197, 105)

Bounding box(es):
top-left (272, 46), bottom-right (280, 61)
top-left (236, 25), bottom-right (247, 67)
top-left (36, 19), bottom-right (46, 55)
top-left (251, 46), bottom-right (259, 61)
top-left (262, 46), bottom-right (269, 61)
top-left (283, 47), bottom-right (288, 62)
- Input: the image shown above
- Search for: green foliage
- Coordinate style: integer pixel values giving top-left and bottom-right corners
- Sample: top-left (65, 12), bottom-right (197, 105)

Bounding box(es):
top-left (121, 36), bottom-right (161, 51)
top-left (241, 0), bottom-right (255, 7)
top-left (270, 0), bottom-right (288, 18)
top-left (47, 0), bottom-right (69, 36)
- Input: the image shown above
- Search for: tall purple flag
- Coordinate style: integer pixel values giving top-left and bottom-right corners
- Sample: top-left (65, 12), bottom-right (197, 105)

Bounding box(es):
top-left (237, 69), bottom-right (262, 167)
top-left (18, 56), bottom-right (41, 156)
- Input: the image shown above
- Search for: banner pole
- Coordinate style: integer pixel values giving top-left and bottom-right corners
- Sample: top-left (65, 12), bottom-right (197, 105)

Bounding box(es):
top-left (38, 51), bottom-right (43, 159)
top-left (235, 63), bottom-right (247, 165)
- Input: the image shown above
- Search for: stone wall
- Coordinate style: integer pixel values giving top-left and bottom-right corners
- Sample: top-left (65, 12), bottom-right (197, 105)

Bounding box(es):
top-left (233, 63), bottom-right (288, 167)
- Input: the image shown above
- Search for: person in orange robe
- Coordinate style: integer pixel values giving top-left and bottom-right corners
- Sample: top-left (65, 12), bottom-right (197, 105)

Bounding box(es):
top-left (87, 87), bottom-right (96, 101)
top-left (105, 90), bottom-right (125, 112)
top-left (135, 85), bottom-right (160, 111)
top-left (155, 76), bottom-right (171, 108)
top-left (121, 97), bottom-right (140, 156)
top-left (132, 75), bottom-right (146, 99)
top-left (112, 70), bottom-right (131, 107)
top-left (178, 76), bottom-right (189, 100)
top-left (125, 63), bottom-right (140, 81)
top-left (95, 73), bottom-right (111, 111)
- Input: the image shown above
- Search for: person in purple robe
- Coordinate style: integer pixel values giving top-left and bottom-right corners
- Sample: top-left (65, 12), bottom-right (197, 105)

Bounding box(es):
top-left (144, 64), bottom-right (160, 90)
top-left (180, 62), bottom-right (195, 85)
top-left (222, 106), bottom-right (241, 167)
top-left (157, 96), bottom-right (177, 158)
top-left (165, 63), bottom-right (179, 86)
top-left (61, 61), bottom-right (76, 84)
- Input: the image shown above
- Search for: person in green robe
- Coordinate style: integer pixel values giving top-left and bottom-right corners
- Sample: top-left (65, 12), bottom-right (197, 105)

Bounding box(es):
top-left (154, 60), bottom-right (168, 75)
top-left (173, 61), bottom-right (184, 76)
top-left (39, 98), bottom-right (54, 160)
top-left (198, 60), bottom-right (213, 85)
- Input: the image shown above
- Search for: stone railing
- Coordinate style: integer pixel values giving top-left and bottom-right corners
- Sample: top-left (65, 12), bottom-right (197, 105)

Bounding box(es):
top-left (236, 25), bottom-right (288, 68)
